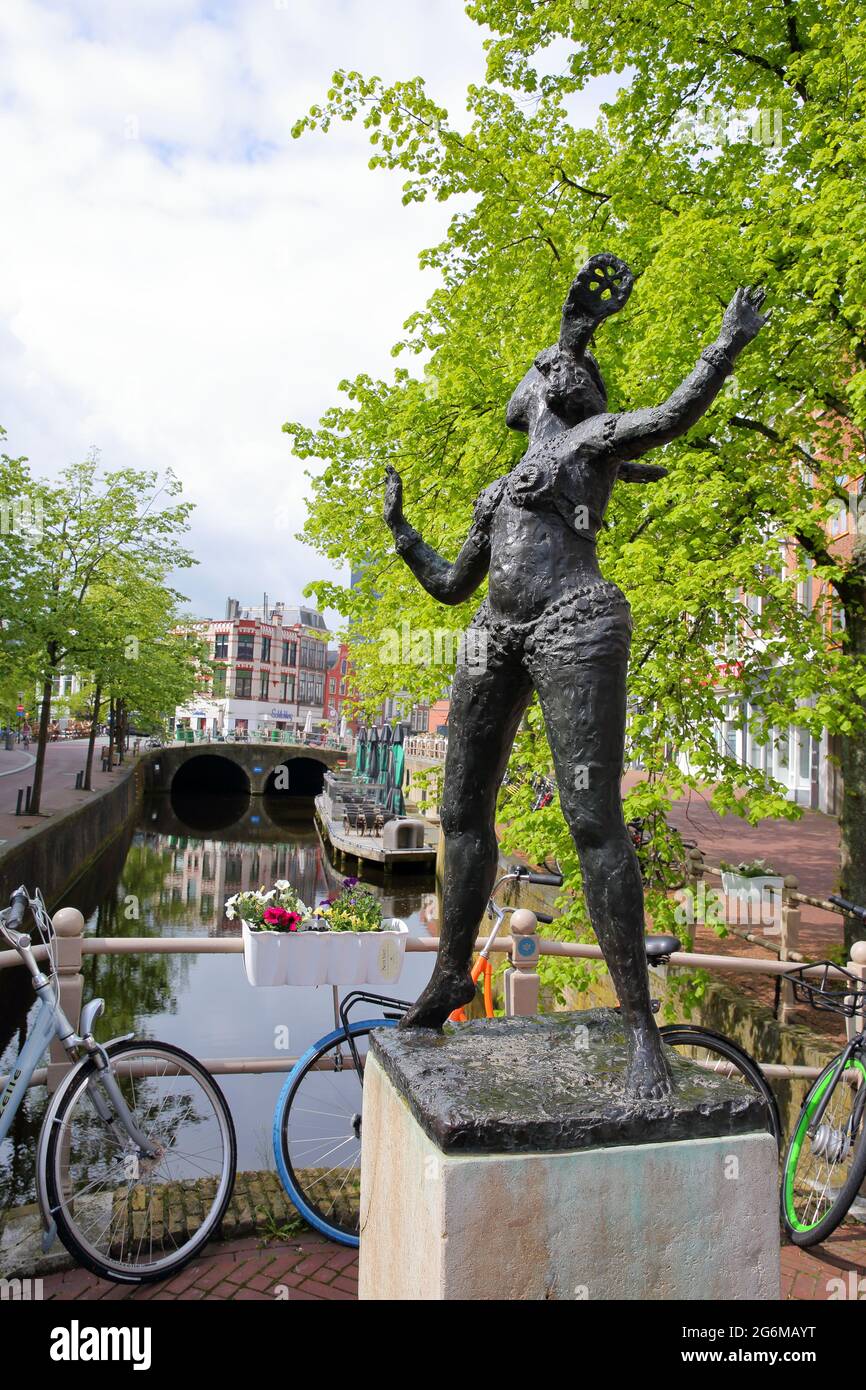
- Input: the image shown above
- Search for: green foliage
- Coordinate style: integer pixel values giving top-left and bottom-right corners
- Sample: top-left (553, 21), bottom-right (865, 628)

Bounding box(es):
top-left (0, 445), bottom-right (199, 783)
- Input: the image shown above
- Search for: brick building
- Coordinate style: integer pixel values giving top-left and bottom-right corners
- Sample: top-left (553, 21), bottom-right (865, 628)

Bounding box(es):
top-left (175, 598), bottom-right (329, 737)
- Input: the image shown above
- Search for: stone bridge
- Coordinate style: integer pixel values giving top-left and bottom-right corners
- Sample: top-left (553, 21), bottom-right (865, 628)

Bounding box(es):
top-left (144, 741), bottom-right (349, 800)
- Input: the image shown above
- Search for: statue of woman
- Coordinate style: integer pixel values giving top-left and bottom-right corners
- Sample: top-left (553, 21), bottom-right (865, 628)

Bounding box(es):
top-left (384, 255), bottom-right (768, 1097)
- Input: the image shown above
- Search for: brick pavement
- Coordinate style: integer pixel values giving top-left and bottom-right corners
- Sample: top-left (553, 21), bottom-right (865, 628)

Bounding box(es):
top-left (39, 1233), bottom-right (358, 1301)
top-left (37, 1226), bottom-right (866, 1301)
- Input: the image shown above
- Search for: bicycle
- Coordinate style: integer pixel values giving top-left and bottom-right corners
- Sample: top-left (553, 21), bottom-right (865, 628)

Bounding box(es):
top-left (780, 892), bottom-right (866, 1247)
top-left (0, 885), bottom-right (237, 1283)
top-left (272, 868), bottom-right (779, 1247)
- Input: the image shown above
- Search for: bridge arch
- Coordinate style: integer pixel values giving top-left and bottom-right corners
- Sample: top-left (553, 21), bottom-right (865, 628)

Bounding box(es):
top-left (171, 754), bottom-right (251, 799)
top-left (263, 756), bottom-right (326, 799)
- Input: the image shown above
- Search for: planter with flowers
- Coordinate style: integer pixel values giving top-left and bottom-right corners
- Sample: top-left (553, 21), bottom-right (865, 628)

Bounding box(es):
top-left (228, 877), bottom-right (407, 987)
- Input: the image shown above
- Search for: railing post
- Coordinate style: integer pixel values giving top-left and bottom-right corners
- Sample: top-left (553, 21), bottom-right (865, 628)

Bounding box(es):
top-left (686, 847), bottom-right (705, 944)
top-left (504, 908), bottom-right (540, 1017)
top-left (779, 874), bottom-right (800, 1025)
top-left (46, 907), bottom-right (85, 1092)
top-left (846, 941), bottom-right (866, 1042)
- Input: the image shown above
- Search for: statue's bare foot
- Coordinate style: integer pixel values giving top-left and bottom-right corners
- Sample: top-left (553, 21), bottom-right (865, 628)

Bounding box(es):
top-left (624, 1025), bottom-right (674, 1100)
top-left (398, 968), bottom-right (476, 1030)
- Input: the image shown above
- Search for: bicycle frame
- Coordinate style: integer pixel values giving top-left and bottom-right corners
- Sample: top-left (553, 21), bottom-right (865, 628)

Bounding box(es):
top-left (0, 984), bottom-right (58, 1143)
top-left (806, 1034), bottom-right (866, 1136)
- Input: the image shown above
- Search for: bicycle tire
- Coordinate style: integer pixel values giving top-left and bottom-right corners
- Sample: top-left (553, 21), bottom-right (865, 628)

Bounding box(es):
top-left (273, 1017), bottom-right (398, 1247)
top-left (782, 1055), bottom-right (866, 1247)
top-left (45, 1039), bottom-right (236, 1284)
top-left (660, 1024), bottom-right (781, 1149)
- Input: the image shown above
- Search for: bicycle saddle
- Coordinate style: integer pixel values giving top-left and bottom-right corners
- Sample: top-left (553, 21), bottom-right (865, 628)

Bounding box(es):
top-left (644, 933), bottom-right (681, 962)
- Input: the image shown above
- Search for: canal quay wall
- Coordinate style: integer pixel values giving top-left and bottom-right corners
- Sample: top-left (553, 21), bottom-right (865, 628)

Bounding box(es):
top-left (0, 757), bottom-right (147, 912)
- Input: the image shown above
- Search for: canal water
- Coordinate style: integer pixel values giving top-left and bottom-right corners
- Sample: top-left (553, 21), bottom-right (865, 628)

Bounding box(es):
top-left (0, 793), bottom-right (436, 1210)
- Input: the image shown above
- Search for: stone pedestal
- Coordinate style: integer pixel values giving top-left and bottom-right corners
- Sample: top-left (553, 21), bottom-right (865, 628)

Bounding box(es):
top-left (359, 1011), bottom-right (780, 1301)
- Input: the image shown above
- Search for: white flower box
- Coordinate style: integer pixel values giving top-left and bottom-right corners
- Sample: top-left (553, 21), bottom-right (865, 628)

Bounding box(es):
top-left (241, 919), bottom-right (408, 988)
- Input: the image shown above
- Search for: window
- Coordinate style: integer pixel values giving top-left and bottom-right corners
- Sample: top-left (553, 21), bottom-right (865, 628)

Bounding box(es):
top-left (214, 634), bottom-right (228, 659)
top-left (259, 671), bottom-right (269, 699)
top-left (281, 674), bottom-right (295, 702)
top-left (235, 672), bottom-right (252, 699)
top-left (300, 637), bottom-right (326, 670)
top-left (341, 658), bottom-right (347, 675)
top-left (212, 667), bottom-right (226, 696)
top-left (237, 634), bottom-right (255, 661)
top-left (261, 636), bottom-right (271, 663)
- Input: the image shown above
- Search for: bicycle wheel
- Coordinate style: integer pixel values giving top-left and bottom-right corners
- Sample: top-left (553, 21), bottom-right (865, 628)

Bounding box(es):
top-left (660, 1025), bottom-right (782, 1149)
top-left (45, 1039), bottom-right (236, 1283)
top-left (273, 1017), bottom-right (397, 1247)
top-left (782, 1055), bottom-right (866, 1246)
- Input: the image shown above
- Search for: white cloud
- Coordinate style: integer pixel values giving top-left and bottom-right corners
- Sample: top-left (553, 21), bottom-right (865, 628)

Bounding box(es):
top-left (0, 0), bottom-right (613, 625)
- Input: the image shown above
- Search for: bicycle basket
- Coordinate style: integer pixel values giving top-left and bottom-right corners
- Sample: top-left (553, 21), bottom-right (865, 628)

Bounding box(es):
top-left (784, 960), bottom-right (866, 1018)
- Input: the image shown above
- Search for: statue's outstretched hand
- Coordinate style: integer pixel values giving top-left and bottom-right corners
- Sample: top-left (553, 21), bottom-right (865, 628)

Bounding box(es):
top-left (384, 464), bottom-right (405, 532)
top-left (721, 286), bottom-right (770, 352)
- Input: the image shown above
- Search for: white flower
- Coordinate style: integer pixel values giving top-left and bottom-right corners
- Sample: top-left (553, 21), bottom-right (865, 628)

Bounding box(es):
top-left (225, 905), bottom-right (235, 920)
top-left (274, 879), bottom-right (290, 891)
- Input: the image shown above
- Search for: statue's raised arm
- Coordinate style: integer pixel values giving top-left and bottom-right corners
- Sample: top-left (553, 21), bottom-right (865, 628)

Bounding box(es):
top-left (599, 287), bottom-right (770, 464)
top-left (384, 463), bottom-right (491, 605)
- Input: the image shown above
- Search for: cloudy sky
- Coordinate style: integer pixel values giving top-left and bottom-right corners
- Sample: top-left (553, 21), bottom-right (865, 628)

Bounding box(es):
top-left (0, 1), bottom-right (614, 624)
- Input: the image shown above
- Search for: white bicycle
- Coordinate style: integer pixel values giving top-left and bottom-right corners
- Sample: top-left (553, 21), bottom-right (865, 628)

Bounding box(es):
top-left (1, 885), bottom-right (236, 1283)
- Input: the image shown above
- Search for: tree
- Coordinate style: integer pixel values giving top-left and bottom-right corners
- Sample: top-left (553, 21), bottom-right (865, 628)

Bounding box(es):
top-left (287, 0), bottom-right (866, 952)
top-left (0, 452), bottom-right (196, 813)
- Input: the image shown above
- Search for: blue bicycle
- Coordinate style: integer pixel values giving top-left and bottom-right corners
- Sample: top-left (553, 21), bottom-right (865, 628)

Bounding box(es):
top-left (1, 885), bottom-right (236, 1283)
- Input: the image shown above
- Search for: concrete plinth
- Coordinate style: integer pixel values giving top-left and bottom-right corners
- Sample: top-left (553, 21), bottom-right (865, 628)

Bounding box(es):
top-left (359, 1011), bottom-right (780, 1301)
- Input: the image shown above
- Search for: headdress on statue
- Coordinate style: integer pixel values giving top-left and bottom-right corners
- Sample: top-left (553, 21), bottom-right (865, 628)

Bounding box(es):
top-left (555, 253), bottom-right (635, 410)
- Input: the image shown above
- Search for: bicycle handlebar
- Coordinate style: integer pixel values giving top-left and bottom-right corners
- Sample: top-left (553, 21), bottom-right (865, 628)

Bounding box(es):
top-left (517, 869), bottom-right (564, 887)
top-left (0, 886), bottom-right (31, 949)
top-left (829, 893), bottom-right (866, 922)
top-left (7, 887), bottom-right (28, 929)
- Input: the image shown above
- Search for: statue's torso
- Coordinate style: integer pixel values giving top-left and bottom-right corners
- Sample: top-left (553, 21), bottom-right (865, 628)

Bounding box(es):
top-left (484, 434), bottom-right (618, 623)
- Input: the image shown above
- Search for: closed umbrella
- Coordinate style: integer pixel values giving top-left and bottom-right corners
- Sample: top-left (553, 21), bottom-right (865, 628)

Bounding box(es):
top-left (303, 709), bottom-right (313, 739)
top-left (339, 716), bottom-right (348, 742)
top-left (355, 725), bottom-right (368, 775)
top-left (366, 725), bottom-right (381, 783)
top-left (385, 722), bottom-right (407, 816)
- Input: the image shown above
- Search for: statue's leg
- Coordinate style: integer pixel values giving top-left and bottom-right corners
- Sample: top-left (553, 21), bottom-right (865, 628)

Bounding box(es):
top-left (399, 644), bottom-right (533, 1030)
top-left (533, 647), bottom-right (673, 1099)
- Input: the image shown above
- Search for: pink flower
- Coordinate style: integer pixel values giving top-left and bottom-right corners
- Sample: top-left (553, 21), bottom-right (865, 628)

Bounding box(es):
top-left (263, 907), bottom-right (301, 931)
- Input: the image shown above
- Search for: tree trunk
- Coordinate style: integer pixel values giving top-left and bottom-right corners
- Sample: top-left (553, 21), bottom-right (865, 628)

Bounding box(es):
top-left (839, 585), bottom-right (866, 954)
top-left (84, 682), bottom-right (102, 791)
top-left (28, 672), bottom-right (54, 815)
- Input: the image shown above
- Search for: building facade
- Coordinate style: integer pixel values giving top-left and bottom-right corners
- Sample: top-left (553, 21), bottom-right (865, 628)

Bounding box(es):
top-left (174, 598), bottom-right (330, 737)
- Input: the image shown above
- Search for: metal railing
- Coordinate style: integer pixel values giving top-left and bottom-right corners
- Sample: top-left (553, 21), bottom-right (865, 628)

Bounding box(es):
top-left (3, 892), bottom-right (865, 1093)
top-left (405, 734), bottom-right (447, 761)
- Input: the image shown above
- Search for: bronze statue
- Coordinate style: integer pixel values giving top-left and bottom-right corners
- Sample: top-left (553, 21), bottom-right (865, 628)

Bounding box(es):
top-left (384, 255), bottom-right (768, 1097)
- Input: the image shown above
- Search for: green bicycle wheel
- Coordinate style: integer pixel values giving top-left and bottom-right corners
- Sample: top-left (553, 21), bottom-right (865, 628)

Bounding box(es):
top-left (782, 1055), bottom-right (866, 1247)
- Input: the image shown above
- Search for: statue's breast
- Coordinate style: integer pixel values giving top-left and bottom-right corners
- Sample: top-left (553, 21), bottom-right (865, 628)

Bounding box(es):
top-left (501, 445), bottom-right (605, 542)
top-left (505, 448), bottom-right (562, 510)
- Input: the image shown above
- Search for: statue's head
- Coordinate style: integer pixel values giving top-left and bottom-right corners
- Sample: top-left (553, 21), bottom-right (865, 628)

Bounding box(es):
top-left (506, 252), bottom-right (633, 435)
top-left (505, 347), bottom-right (607, 432)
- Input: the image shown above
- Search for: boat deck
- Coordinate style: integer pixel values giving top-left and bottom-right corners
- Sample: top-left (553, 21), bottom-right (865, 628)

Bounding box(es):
top-left (314, 795), bottom-right (437, 869)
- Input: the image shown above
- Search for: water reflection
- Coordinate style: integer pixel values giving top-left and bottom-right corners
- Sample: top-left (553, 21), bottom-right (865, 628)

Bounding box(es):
top-left (0, 796), bottom-right (437, 1207)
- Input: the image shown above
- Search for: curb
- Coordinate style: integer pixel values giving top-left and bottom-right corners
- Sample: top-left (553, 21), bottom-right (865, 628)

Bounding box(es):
top-left (0, 752), bottom-right (36, 778)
